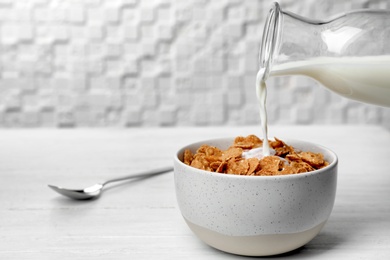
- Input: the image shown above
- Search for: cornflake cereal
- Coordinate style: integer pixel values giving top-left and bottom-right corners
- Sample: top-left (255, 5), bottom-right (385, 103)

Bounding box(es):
top-left (183, 135), bottom-right (329, 176)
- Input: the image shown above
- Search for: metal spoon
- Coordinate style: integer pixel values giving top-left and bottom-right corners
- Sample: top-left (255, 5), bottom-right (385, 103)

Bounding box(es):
top-left (48, 166), bottom-right (173, 200)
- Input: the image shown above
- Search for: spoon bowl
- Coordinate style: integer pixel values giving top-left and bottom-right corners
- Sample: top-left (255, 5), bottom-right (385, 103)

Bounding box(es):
top-left (48, 183), bottom-right (104, 200)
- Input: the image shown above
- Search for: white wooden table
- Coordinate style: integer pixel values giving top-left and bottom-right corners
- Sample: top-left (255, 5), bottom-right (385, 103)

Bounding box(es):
top-left (0, 126), bottom-right (389, 259)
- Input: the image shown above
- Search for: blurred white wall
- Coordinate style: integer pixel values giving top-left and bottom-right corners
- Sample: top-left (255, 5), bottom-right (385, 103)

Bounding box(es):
top-left (0, 0), bottom-right (389, 128)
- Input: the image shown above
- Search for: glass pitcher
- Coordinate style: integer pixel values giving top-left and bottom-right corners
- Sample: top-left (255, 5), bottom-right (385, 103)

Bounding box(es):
top-left (259, 2), bottom-right (390, 107)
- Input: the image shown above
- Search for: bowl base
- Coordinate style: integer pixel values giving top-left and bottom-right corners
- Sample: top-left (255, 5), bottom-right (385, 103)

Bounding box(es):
top-left (185, 218), bottom-right (326, 256)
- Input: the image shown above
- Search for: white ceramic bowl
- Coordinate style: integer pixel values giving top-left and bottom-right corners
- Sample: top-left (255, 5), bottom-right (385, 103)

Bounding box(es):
top-left (174, 138), bottom-right (338, 256)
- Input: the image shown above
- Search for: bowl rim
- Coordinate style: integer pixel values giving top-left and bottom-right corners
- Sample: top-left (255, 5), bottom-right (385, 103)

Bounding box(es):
top-left (174, 137), bottom-right (338, 180)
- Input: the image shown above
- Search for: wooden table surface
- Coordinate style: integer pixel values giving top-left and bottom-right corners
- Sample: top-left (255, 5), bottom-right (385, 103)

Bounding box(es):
top-left (0, 126), bottom-right (389, 259)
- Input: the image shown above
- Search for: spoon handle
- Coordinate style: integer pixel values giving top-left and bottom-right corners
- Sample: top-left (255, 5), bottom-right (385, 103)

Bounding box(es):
top-left (102, 166), bottom-right (173, 186)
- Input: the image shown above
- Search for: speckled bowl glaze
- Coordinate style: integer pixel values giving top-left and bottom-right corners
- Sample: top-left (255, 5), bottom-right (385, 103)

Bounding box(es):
top-left (174, 138), bottom-right (337, 256)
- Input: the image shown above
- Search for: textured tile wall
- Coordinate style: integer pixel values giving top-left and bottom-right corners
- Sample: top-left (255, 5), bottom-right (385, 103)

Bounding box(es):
top-left (0, 0), bottom-right (389, 128)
